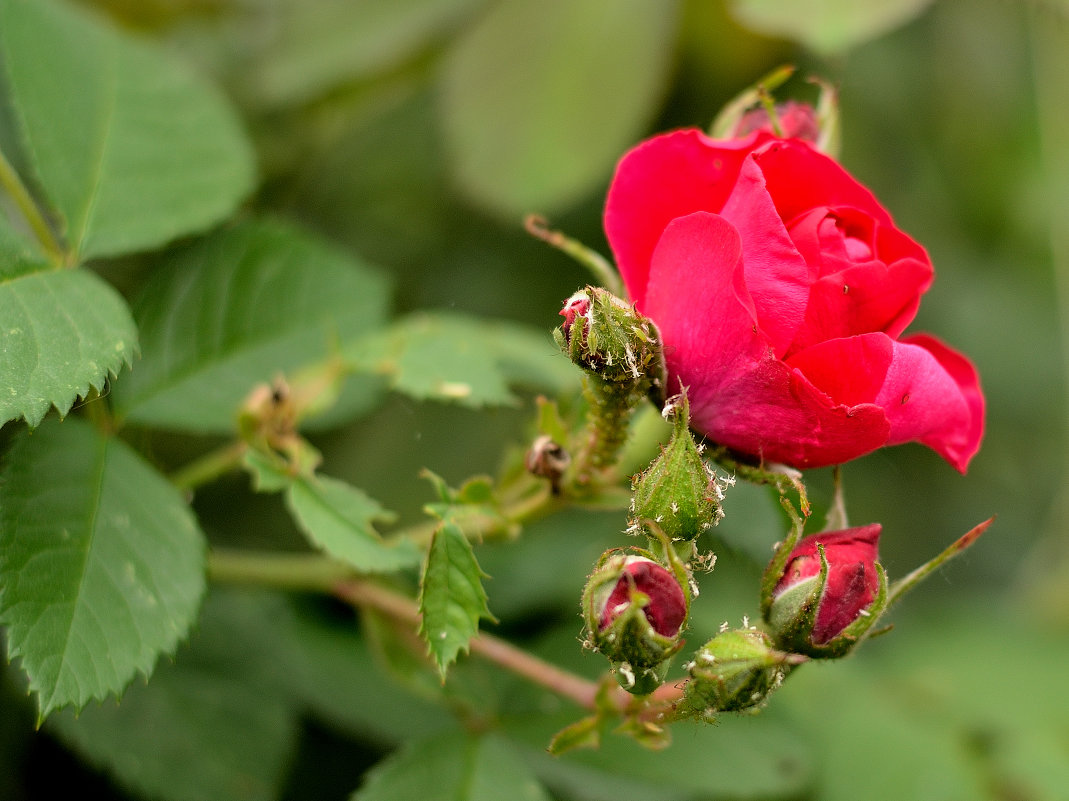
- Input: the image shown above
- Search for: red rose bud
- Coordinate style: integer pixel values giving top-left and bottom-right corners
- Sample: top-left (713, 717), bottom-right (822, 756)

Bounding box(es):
top-left (553, 286), bottom-right (663, 387)
top-left (681, 629), bottom-right (800, 715)
top-left (734, 100), bottom-right (820, 143)
top-left (764, 524), bottom-right (888, 658)
top-left (583, 551), bottom-right (689, 694)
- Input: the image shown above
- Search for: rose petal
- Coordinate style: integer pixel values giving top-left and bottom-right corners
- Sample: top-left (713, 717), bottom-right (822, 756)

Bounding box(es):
top-left (753, 139), bottom-right (895, 227)
top-left (789, 333), bottom-right (984, 472)
top-left (643, 212), bottom-right (890, 469)
top-left (790, 257), bottom-right (934, 353)
top-left (605, 128), bottom-right (772, 306)
top-left (720, 154), bottom-right (811, 357)
top-left (891, 334), bottom-right (985, 473)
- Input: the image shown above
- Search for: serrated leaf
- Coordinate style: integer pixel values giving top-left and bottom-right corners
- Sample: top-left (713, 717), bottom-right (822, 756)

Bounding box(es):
top-left (418, 521), bottom-right (493, 677)
top-left (0, 0), bottom-right (254, 261)
top-left (47, 589), bottom-right (299, 801)
top-left (730, 0), bottom-right (935, 55)
top-left (348, 311), bottom-right (574, 408)
top-left (352, 732), bottom-right (551, 801)
top-left (438, 0), bottom-right (678, 216)
top-left (112, 218), bottom-right (390, 433)
top-left (0, 267), bottom-right (138, 427)
top-left (286, 475), bottom-right (422, 573)
top-left (0, 418), bottom-right (206, 718)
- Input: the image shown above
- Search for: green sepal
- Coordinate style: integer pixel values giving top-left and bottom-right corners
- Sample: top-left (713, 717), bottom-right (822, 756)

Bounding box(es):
top-left (631, 393), bottom-right (722, 542)
top-left (611, 657), bottom-right (672, 697)
top-left (681, 629), bottom-right (799, 715)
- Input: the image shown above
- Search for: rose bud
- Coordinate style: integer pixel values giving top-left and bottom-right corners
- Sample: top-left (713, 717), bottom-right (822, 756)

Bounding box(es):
top-left (682, 629), bottom-right (801, 715)
top-left (763, 524), bottom-right (888, 658)
top-left (553, 286), bottom-right (662, 387)
top-left (734, 100), bottom-right (820, 143)
top-left (631, 393), bottom-right (723, 544)
top-left (583, 550), bottom-right (689, 695)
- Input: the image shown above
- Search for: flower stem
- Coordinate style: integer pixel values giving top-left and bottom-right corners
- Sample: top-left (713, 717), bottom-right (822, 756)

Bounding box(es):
top-left (569, 376), bottom-right (643, 488)
top-left (0, 146), bottom-right (66, 265)
top-left (525, 215), bottom-right (624, 297)
top-left (170, 441), bottom-right (248, 493)
top-left (207, 549), bottom-right (353, 591)
top-left (885, 518), bottom-right (995, 609)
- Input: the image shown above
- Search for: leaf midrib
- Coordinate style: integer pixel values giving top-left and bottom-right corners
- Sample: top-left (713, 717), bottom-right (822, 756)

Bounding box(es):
top-left (43, 430), bottom-right (111, 713)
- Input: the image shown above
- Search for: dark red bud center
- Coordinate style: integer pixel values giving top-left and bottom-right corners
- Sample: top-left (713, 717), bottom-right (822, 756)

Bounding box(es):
top-left (600, 560), bottom-right (686, 637)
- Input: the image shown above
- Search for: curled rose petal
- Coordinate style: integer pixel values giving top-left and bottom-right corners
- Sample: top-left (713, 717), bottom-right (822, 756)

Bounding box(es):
top-left (605, 128), bottom-right (985, 471)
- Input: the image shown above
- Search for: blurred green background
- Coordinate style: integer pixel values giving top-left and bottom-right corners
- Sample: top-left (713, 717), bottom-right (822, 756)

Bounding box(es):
top-left (3, 0), bottom-right (1069, 799)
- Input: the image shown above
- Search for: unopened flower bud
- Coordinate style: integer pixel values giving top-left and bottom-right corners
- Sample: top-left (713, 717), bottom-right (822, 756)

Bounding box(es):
top-left (583, 550), bottom-right (688, 694)
top-left (524, 435), bottom-right (570, 493)
top-left (734, 100), bottom-right (820, 142)
top-left (682, 629), bottom-right (797, 714)
top-left (631, 394), bottom-right (723, 543)
top-left (763, 525), bottom-right (888, 658)
top-left (554, 286), bottom-right (662, 387)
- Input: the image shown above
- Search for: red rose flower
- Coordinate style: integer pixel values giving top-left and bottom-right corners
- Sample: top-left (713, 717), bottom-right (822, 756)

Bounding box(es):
top-left (604, 129), bottom-right (984, 471)
top-left (771, 525), bottom-right (882, 646)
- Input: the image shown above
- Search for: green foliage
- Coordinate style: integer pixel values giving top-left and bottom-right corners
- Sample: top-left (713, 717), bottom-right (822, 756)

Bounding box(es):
top-left (243, 450), bottom-right (420, 573)
top-left (418, 521), bottom-right (494, 678)
top-left (113, 219), bottom-right (390, 432)
top-left (729, 0), bottom-right (936, 54)
top-left (0, 0), bottom-right (253, 261)
top-left (286, 475), bottom-right (422, 573)
top-left (0, 268), bottom-right (136, 426)
top-left (244, 0), bottom-right (484, 108)
top-left (47, 589), bottom-right (301, 801)
top-left (0, 418), bottom-right (206, 718)
top-left (438, 0), bottom-right (679, 216)
top-left (352, 731), bottom-right (552, 801)
top-left (347, 311), bottom-right (575, 408)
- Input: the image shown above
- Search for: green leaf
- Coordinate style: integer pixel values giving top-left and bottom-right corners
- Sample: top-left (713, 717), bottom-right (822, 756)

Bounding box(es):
top-left (730, 0), bottom-right (935, 55)
top-left (418, 521), bottom-right (493, 677)
top-left (286, 475), bottom-right (422, 573)
top-left (47, 589), bottom-right (299, 801)
top-left (348, 311), bottom-right (575, 408)
top-left (438, 0), bottom-right (678, 216)
top-left (245, 0), bottom-right (484, 108)
top-left (0, 205), bottom-right (46, 279)
top-left (0, 0), bottom-right (254, 261)
top-left (509, 711), bottom-right (813, 801)
top-left (0, 267), bottom-right (137, 427)
top-left (353, 731), bottom-right (551, 801)
top-left (0, 418), bottom-right (206, 718)
top-left (112, 218), bottom-right (390, 433)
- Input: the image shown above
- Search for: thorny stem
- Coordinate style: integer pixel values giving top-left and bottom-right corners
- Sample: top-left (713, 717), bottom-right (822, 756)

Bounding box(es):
top-left (525, 215), bottom-right (624, 298)
top-left (569, 376), bottom-right (644, 488)
top-left (0, 146), bottom-right (66, 265)
top-left (707, 446), bottom-right (810, 518)
top-left (208, 548), bottom-right (659, 714)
